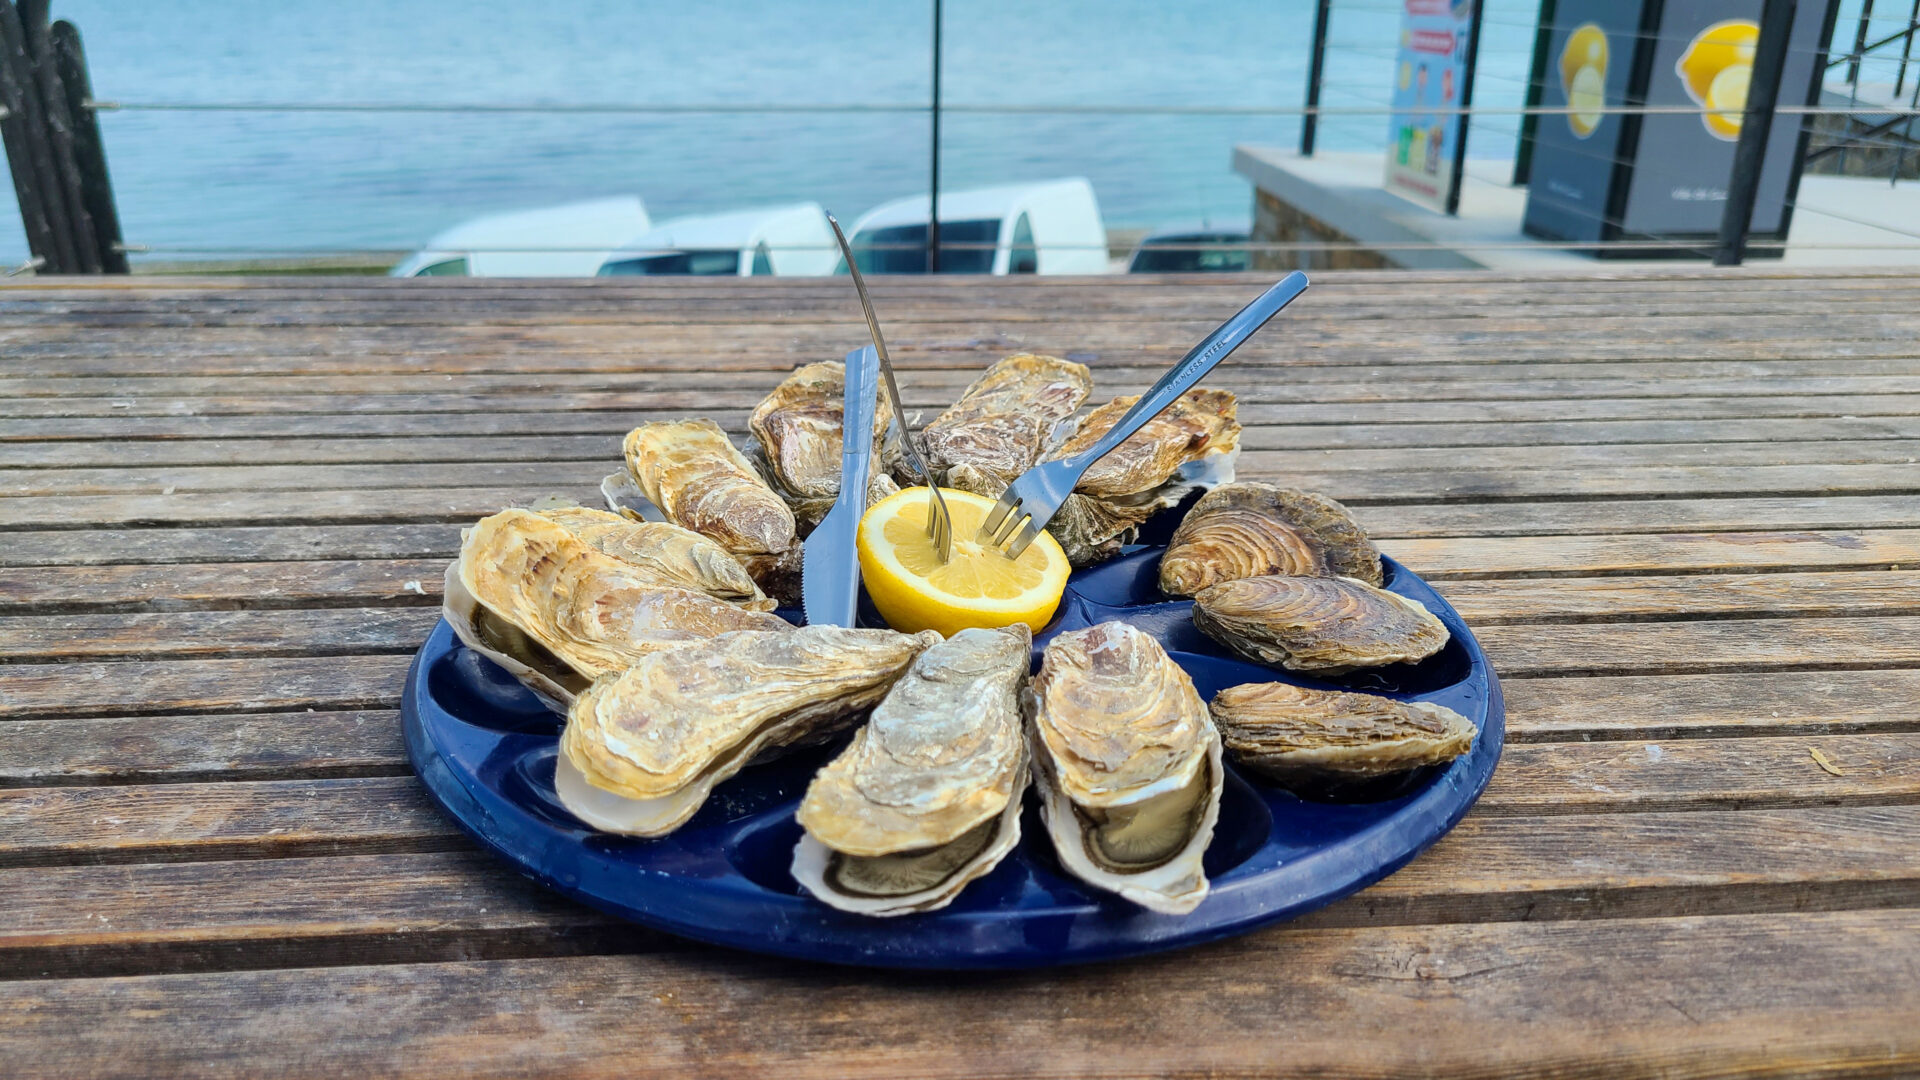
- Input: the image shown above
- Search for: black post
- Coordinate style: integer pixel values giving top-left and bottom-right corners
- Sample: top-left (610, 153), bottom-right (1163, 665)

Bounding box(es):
top-left (1847, 0), bottom-right (1875, 84)
top-left (1715, 0), bottom-right (1796, 266)
top-left (1513, 0), bottom-right (1556, 185)
top-left (1300, 0), bottom-right (1331, 156)
top-left (51, 20), bottom-right (122, 272)
top-left (0, 0), bottom-right (74, 272)
top-left (0, 2), bottom-right (56, 268)
top-left (1896, 0), bottom-right (1918, 97)
top-left (20, 1), bottom-right (98, 272)
top-left (927, 0), bottom-right (941, 273)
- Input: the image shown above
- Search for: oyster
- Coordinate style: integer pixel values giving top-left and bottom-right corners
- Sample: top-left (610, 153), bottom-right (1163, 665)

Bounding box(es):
top-left (1159, 483), bottom-right (1381, 596)
top-left (555, 626), bottom-right (939, 837)
top-left (444, 509), bottom-right (792, 711)
top-left (918, 353), bottom-right (1092, 494)
top-left (792, 625), bottom-right (1032, 916)
top-left (1030, 622), bottom-right (1222, 915)
top-left (537, 505), bottom-right (774, 610)
top-left (1192, 575), bottom-right (1449, 674)
top-left (748, 360), bottom-right (899, 533)
top-left (1045, 388), bottom-right (1241, 567)
top-left (623, 418), bottom-right (801, 601)
top-left (1210, 681), bottom-right (1476, 786)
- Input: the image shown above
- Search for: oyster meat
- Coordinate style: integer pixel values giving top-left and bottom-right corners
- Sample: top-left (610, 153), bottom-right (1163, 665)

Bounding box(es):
top-left (748, 360), bottom-right (899, 533)
top-left (1159, 483), bottom-right (1381, 596)
top-left (1210, 681), bottom-right (1476, 786)
top-left (1030, 621), bottom-right (1223, 915)
top-left (792, 625), bottom-right (1032, 915)
top-left (1045, 388), bottom-right (1241, 567)
top-left (623, 418), bottom-right (801, 600)
top-left (537, 505), bottom-right (774, 610)
top-left (918, 353), bottom-right (1092, 495)
top-left (556, 625), bottom-right (939, 837)
top-left (1192, 574), bottom-right (1449, 674)
top-left (444, 509), bottom-right (791, 711)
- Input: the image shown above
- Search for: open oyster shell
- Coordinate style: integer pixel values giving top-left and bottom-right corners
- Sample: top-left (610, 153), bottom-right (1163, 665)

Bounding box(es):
top-left (444, 509), bottom-right (793, 712)
top-left (556, 626), bottom-right (939, 837)
top-left (537, 505), bottom-right (774, 610)
top-left (1159, 483), bottom-right (1382, 597)
top-left (1191, 574), bottom-right (1449, 675)
top-left (1045, 388), bottom-right (1241, 567)
top-left (1210, 681), bottom-right (1476, 786)
top-left (918, 353), bottom-right (1091, 494)
top-left (748, 360), bottom-right (900, 533)
top-left (1030, 621), bottom-right (1223, 915)
top-left (792, 625), bottom-right (1032, 916)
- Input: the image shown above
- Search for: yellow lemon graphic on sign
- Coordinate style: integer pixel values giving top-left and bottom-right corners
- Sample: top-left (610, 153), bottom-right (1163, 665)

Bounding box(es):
top-left (1558, 23), bottom-right (1607, 138)
top-left (1677, 19), bottom-right (1758, 140)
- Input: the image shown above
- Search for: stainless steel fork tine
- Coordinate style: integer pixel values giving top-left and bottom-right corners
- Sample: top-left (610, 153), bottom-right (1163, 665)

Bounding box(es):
top-left (1003, 520), bottom-right (1042, 561)
top-left (987, 506), bottom-right (1028, 548)
top-left (980, 496), bottom-right (1013, 538)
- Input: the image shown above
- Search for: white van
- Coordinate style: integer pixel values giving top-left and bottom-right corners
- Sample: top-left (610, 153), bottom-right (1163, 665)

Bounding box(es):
top-left (844, 178), bottom-right (1108, 275)
top-left (597, 203), bottom-right (837, 277)
top-left (389, 196), bottom-right (651, 277)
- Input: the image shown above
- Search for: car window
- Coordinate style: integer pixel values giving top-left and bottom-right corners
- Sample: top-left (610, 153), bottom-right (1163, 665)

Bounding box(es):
top-left (1009, 213), bottom-right (1037, 274)
top-left (413, 257), bottom-right (469, 276)
top-left (598, 250), bottom-right (742, 276)
top-left (750, 242), bottom-right (773, 276)
top-left (850, 219), bottom-right (999, 274)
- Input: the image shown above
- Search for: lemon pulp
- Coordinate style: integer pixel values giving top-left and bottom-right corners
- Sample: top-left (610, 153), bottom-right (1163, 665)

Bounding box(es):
top-left (857, 487), bottom-right (1069, 637)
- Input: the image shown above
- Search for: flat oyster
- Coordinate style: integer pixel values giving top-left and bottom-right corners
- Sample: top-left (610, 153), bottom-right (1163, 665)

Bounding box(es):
top-left (792, 625), bottom-right (1032, 915)
top-left (556, 626), bottom-right (939, 837)
top-left (623, 418), bottom-right (801, 601)
top-left (1191, 575), bottom-right (1448, 674)
top-left (918, 353), bottom-right (1092, 495)
top-left (1045, 388), bottom-right (1241, 567)
top-left (537, 505), bottom-right (774, 610)
top-left (748, 360), bottom-right (900, 533)
top-left (1210, 681), bottom-right (1475, 786)
top-left (1159, 483), bottom-right (1381, 597)
top-left (1030, 621), bottom-right (1223, 915)
top-left (444, 509), bottom-right (791, 711)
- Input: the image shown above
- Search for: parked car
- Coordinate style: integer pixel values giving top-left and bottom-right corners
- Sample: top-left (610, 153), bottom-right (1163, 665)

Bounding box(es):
top-left (1126, 221), bottom-right (1254, 273)
top-left (389, 196), bottom-right (651, 277)
top-left (844, 178), bottom-right (1108, 275)
top-left (597, 203), bottom-right (838, 277)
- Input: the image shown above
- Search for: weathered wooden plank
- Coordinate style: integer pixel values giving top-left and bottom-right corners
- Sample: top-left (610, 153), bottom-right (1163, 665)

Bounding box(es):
top-left (1387, 530), bottom-right (1920, 578)
top-left (1481, 733), bottom-right (1920, 814)
top-left (1504, 669), bottom-right (1920, 740)
top-left (9, 384), bottom-right (1920, 421)
top-left (5, 735), bottom-right (1909, 869)
top-left (1473, 616), bottom-right (1920, 677)
top-left (0, 777), bottom-right (456, 867)
top-left (0, 525), bottom-right (461, 568)
top-left (0, 559), bottom-right (449, 612)
top-left (1436, 570), bottom-right (1920, 623)
top-left (1365, 495), bottom-right (1920, 538)
top-left (0, 608), bottom-right (437, 661)
top-left (10, 411), bottom-right (1918, 448)
top-left (14, 457), bottom-right (1920, 504)
top-left (0, 710), bottom-right (404, 786)
top-left (4, 806), bottom-right (1916, 979)
top-left (2, 910), bottom-right (1915, 1079)
top-left (0, 655), bottom-right (412, 719)
top-left (0, 485), bottom-right (604, 530)
top-left (10, 431), bottom-right (1920, 471)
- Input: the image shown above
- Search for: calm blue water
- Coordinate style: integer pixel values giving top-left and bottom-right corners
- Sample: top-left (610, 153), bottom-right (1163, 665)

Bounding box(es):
top-left (2, 1), bottom-right (1560, 265)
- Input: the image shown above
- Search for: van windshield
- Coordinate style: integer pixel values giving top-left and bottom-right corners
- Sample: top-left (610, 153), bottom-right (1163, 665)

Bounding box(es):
top-left (599, 250), bottom-right (741, 276)
top-left (850, 219), bottom-right (999, 274)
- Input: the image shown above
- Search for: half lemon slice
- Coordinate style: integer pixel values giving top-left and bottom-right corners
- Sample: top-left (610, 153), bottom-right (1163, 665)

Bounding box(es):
top-left (857, 486), bottom-right (1070, 638)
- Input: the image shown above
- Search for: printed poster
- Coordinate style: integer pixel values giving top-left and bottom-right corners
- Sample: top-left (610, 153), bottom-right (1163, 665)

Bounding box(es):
top-left (1384, 0), bottom-right (1482, 214)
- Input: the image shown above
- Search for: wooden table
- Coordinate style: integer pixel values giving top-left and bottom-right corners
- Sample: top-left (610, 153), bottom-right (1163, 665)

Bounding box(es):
top-left (3, 269), bottom-right (1918, 1077)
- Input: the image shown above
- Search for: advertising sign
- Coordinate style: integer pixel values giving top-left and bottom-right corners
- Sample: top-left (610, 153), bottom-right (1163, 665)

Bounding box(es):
top-left (1521, 0), bottom-right (1838, 253)
top-left (1384, 0), bottom-right (1483, 215)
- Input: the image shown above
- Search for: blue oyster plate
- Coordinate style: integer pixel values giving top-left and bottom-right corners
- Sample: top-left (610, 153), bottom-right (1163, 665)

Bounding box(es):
top-left (403, 515), bottom-right (1503, 970)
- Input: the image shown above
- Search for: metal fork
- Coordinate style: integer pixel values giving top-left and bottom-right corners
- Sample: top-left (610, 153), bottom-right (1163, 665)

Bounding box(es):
top-left (979, 271), bottom-right (1311, 559)
top-left (825, 213), bottom-right (953, 563)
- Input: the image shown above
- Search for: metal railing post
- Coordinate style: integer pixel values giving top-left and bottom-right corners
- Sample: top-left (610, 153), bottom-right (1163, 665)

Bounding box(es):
top-left (1847, 0), bottom-right (1875, 84)
top-left (928, 0), bottom-right (941, 273)
top-left (1513, 0), bottom-right (1556, 185)
top-left (1716, 0), bottom-right (1797, 266)
top-left (51, 20), bottom-right (122, 271)
top-left (1300, 0), bottom-right (1330, 156)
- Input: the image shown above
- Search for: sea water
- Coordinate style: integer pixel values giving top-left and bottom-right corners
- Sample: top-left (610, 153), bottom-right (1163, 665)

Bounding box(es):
top-left (1, 0), bottom-right (1552, 265)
